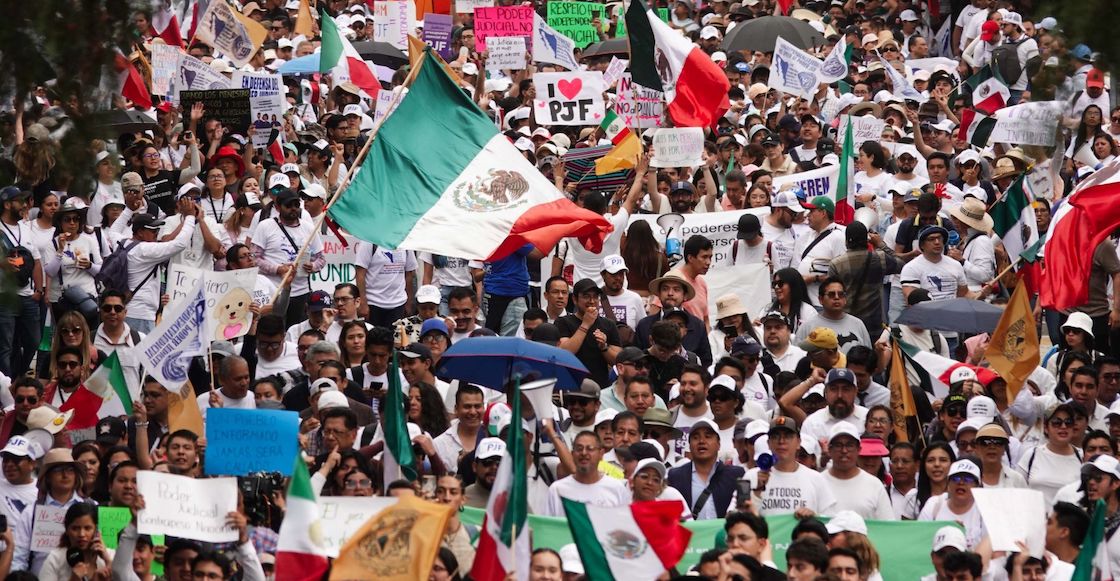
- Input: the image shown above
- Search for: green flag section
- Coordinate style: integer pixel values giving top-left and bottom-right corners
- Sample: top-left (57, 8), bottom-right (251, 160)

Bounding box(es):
top-left (1073, 499), bottom-right (1106, 581)
top-left (563, 499), bottom-right (691, 580)
top-left (85, 351), bottom-right (133, 415)
top-left (462, 507), bottom-right (959, 580)
top-left (833, 118), bottom-right (855, 225)
top-left (38, 309), bottom-right (53, 352)
top-left (989, 174), bottom-right (1039, 261)
top-left (276, 456), bottom-right (330, 579)
top-left (384, 351), bottom-right (417, 484)
top-left (318, 9), bottom-right (342, 74)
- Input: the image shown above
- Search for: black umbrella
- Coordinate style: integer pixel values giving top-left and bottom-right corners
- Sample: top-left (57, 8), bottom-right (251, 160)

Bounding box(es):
top-left (894, 298), bottom-right (1006, 334)
top-left (94, 110), bottom-right (159, 134)
top-left (721, 16), bottom-right (824, 53)
top-left (351, 41), bottom-right (409, 68)
top-left (581, 38), bottom-right (630, 59)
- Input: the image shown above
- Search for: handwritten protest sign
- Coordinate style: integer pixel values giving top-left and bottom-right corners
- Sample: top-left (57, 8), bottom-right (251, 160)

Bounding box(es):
top-left (373, 88), bottom-right (402, 126)
top-left (205, 408), bottom-right (301, 476)
top-left (533, 72), bottom-right (606, 126)
top-left (651, 128), bottom-right (705, 167)
top-left (770, 37), bottom-right (823, 99)
top-left (174, 54), bottom-right (232, 102)
top-left (618, 74), bottom-right (663, 128)
top-left (178, 89), bottom-right (251, 132)
top-left (991, 101), bottom-right (1062, 146)
top-left (373, 0), bottom-right (409, 50)
top-left (474, 6), bottom-right (534, 51)
top-left (546, 2), bottom-right (599, 48)
top-left (533, 14), bottom-right (580, 71)
top-left (615, 7), bottom-right (669, 37)
top-left (232, 72), bottom-right (284, 148)
top-left (137, 472), bottom-right (239, 543)
top-left (99, 506), bottom-right (133, 549)
top-left (168, 265), bottom-right (259, 341)
top-left (310, 233), bottom-right (358, 294)
top-left (455, 0), bottom-right (492, 14)
top-left (603, 57), bottom-right (628, 87)
top-left (839, 115), bottom-right (886, 150)
top-left (486, 37), bottom-right (526, 70)
top-left (423, 14), bottom-right (454, 59)
top-left (31, 506), bottom-right (66, 552)
top-left (318, 497), bottom-right (399, 557)
top-left (151, 44), bottom-right (181, 98)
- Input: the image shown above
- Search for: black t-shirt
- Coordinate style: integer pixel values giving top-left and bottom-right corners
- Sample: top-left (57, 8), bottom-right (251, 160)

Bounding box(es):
top-left (142, 169), bottom-right (183, 216)
top-left (555, 314), bottom-right (621, 390)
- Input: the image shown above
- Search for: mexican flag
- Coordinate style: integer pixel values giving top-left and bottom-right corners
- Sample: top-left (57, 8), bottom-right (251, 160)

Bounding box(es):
top-left (329, 51), bottom-right (613, 261)
top-left (320, 9), bottom-right (380, 98)
top-left (563, 499), bottom-right (691, 580)
top-left (897, 340), bottom-right (998, 399)
top-left (989, 174), bottom-right (1039, 262)
top-left (594, 109), bottom-right (642, 175)
top-left (833, 117), bottom-right (855, 225)
top-left (114, 51), bottom-right (152, 110)
top-left (952, 65), bottom-right (1008, 114)
top-left (383, 351), bottom-right (416, 489)
top-left (471, 380), bottom-right (529, 581)
top-left (957, 109), bottom-right (996, 148)
top-left (276, 457), bottom-right (330, 580)
top-left (625, 0), bottom-right (729, 127)
top-left (85, 351), bottom-right (133, 418)
top-left (149, 1), bottom-right (183, 47)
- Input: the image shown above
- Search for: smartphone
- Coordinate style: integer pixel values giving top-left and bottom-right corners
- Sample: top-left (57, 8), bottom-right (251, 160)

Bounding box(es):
top-left (735, 477), bottom-right (755, 503)
top-left (182, 130), bottom-right (193, 140)
top-left (0, 514), bottom-right (8, 533)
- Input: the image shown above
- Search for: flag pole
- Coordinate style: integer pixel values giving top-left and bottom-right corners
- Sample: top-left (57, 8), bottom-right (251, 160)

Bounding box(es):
top-left (268, 53), bottom-right (426, 304)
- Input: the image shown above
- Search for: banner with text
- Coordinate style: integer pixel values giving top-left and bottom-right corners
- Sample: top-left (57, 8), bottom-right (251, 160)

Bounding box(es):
top-left (532, 71), bottom-right (606, 125)
top-left (770, 36), bottom-right (823, 99)
top-left (205, 408), bottom-right (301, 475)
top-left (618, 73), bottom-right (664, 129)
top-left (546, 2), bottom-right (599, 48)
top-left (651, 127), bottom-right (705, 167)
top-left (195, 0), bottom-right (266, 67)
top-left (137, 472), bottom-right (239, 543)
top-left (474, 6), bottom-right (534, 51)
top-left (629, 208), bottom-right (770, 267)
top-left (310, 234), bottom-right (359, 294)
top-left (136, 278), bottom-right (206, 392)
top-left (178, 89), bottom-right (252, 133)
top-left (318, 497), bottom-right (400, 557)
top-left (839, 114), bottom-right (886, 150)
top-left (373, 0), bottom-right (409, 50)
top-left (232, 72), bottom-right (284, 148)
top-left (991, 101), bottom-right (1062, 147)
top-left (772, 164), bottom-right (841, 201)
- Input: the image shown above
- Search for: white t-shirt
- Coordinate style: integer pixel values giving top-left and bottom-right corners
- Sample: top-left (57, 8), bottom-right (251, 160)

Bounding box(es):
top-left (355, 243), bottom-right (417, 309)
top-left (48, 233), bottom-right (102, 301)
top-left (761, 220), bottom-right (798, 271)
top-left (253, 217), bottom-right (323, 295)
top-left (795, 225), bottom-right (846, 306)
top-left (195, 388), bottom-right (256, 421)
top-left (899, 254), bottom-right (967, 303)
top-left (801, 406), bottom-right (869, 448)
top-left (602, 289), bottom-right (646, 329)
top-left (742, 372), bottom-right (777, 412)
top-left (759, 464), bottom-right (838, 517)
top-left (566, 209), bottom-right (629, 286)
top-left (252, 273), bottom-right (277, 306)
top-left (544, 475), bottom-right (629, 517)
top-left (160, 213), bottom-right (231, 271)
top-left (854, 171), bottom-right (893, 204)
top-left (418, 252), bottom-right (482, 288)
top-left (201, 193), bottom-right (236, 224)
top-left (1016, 445), bottom-right (1083, 507)
top-left (918, 494), bottom-right (987, 549)
top-left (255, 341), bottom-right (302, 379)
top-left (956, 4), bottom-right (984, 50)
top-left (671, 409), bottom-right (714, 456)
top-left (823, 470), bottom-right (897, 520)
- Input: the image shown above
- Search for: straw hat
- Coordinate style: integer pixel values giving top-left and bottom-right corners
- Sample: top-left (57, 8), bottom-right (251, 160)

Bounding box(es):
top-left (949, 197), bottom-right (994, 234)
top-left (648, 270), bottom-right (696, 301)
top-left (991, 157), bottom-right (1019, 180)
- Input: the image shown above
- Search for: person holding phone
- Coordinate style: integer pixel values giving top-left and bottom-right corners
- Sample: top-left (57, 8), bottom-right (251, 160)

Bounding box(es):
top-left (39, 503), bottom-right (113, 581)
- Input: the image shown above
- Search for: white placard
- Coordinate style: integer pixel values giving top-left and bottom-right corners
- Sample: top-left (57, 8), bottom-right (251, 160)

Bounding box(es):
top-left (618, 73), bottom-right (663, 129)
top-left (629, 208), bottom-right (770, 269)
top-left (318, 496), bottom-right (398, 557)
top-left (167, 265), bottom-right (260, 341)
top-left (991, 101), bottom-right (1063, 147)
top-left (769, 37), bottom-right (823, 99)
top-left (880, 56), bottom-right (928, 103)
top-left (372, 89), bottom-right (402, 126)
top-left (650, 127), bottom-right (705, 168)
top-left (603, 57), bottom-right (628, 87)
top-left (310, 233), bottom-right (358, 294)
top-left (372, 0), bottom-right (409, 50)
top-left (486, 37), bottom-right (526, 71)
top-left (532, 13), bottom-right (579, 71)
top-left (232, 72), bottom-right (284, 148)
top-left (30, 505), bottom-right (66, 553)
top-left (704, 263), bottom-right (772, 323)
top-left (972, 488), bottom-right (1046, 558)
top-left (137, 472), bottom-right (239, 543)
top-left (771, 164), bottom-right (841, 200)
top-left (839, 115), bottom-right (886, 149)
top-left (151, 44), bottom-right (182, 99)
top-left (532, 71), bottom-right (606, 126)
top-left (174, 54), bottom-right (233, 102)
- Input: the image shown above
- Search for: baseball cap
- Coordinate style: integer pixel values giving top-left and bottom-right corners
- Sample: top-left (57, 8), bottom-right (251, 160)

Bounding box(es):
top-left (825, 511), bottom-right (868, 536)
top-left (772, 190), bottom-right (807, 213)
top-left (1037, 17), bottom-right (1058, 31)
top-left (26, 406), bottom-right (73, 435)
top-left (399, 343), bottom-right (433, 360)
top-left (1083, 454), bottom-right (1120, 480)
top-left (955, 417), bottom-right (985, 436)
top-left (616, 346), bottom-right (649, 365)
top-left (568, 378), bottom-right (601, 400)
top-left (559, 544), bottom-right (585, 575)
top-left (309, 377), bottom-right (337, 396)
top-left (307, 290), bottom-right (332, 312)
top-left (420, 318), bottom-right (450, 339)
top-left (632, 457), bottom-right (668, 483)
top-left (267, 173), bottom-right (291, 190)
top-left (760, 310), bottom-right (791, 327)
top-left (900, 9), bottom-right (919, 21)
top-left (949, 367), bottom-right (978, 386)
top-left (281, 163), bottom-right (301, 175)
top-left (700, 25), bottom-right (721, 39)
top-left (573, 278), bottom-right (601, 297)
top-left (95, 417), bottom-right (127, 445)
top-left (803, 195), bottom-right (835, 216)
top-left (301, 183), bottom-right (328, 200)
top-left (800, 327), bottom-right (839, 352)
top-left (177, 182), bottom-right (202, 199)
top-left (707, 374), bottom-right (739, 398)
top-left (121, 173), bottom-right (144, 191)
top-left (601, 254), bottom-right (627, 274)
top-left (690, 418), bottom-right (721, 439)
top-left (130, 214), bottom-right (165, 231)
top-left (660, 306), bottom-right (689, 323)
top-left (932, 526), bottom-right (968, 552)
top-left (476, 437), bottom-right (507, 460)
top-left (342, 104), bottom-right (363, 118)
top-left (670, 181), bottom-right (695, 195)
top-left (845, 222), bottom-right (868, 248)
top-left (760, 134), bottom-right (781, 148)
top-left (1, 436), bottom-right (43, 460)
top-left (594, 409), bottom-right (619, 427)
top-left (730, 336), bottom-right (762, 357)
top-left (918, 225), bottom-right (950, 245)
top-left (967, 396), bottom-right (997, 420)
top-left (828, 421), bottom-right (861, 444)
top-left (415, 284), bottom-right (441, 305)
top-left (826, 368), bottom-right (856, 386)
top-left (1088, 68), bottom-right (1105, 89)
top-left (737, 214), bottom-right (762, 240)
top-left (949, 459), bottom-right (981, 480)
top-left (742, 419), bottom-right (770, 441)
top-left (769, 415), bottom-right (798, 435)
top-left (980, 20), bottom-right (1000, 42)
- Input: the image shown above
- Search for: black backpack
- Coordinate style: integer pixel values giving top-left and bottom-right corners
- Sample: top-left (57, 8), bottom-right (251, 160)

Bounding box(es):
top-left (96, 240), bottom-right (158, 299)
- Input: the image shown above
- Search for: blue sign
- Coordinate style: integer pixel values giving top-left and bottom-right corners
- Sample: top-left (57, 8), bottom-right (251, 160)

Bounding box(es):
top-left (205, 408), bottom-right (300, 476)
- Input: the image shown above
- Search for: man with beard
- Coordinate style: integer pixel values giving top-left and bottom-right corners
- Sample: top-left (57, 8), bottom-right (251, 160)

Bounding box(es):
top-left (600, 255), bottom-right (645, 330)
top-left (761, 311), bottom-right (805, 373)
top-left (800, 369), bottom-right (867, 447)
top-left (562, 379), bottom-right (602, 442)
top-left (43, 347), bottom-right (86, 411)
top-left (892, 150), bottom-right (929, 191)
top-left (668, 181), bottom-right (697, 214)
top-left (434, 384), bottom-right (486, 473)
top-left (252, 188), bottom-right (326, 324)
top-left (667, 419), bottom-right (745, 519)
top-left (636, 272), bottom-right (712, 367)
top-left (673, 364), bottom-right (714, 436)
top-left (762, 191), bottom-right (807, 271)
top-left (464, 437), bottom-right (506, 508)
top-left (822, 422), bottom-right (896, 520)
top-left (544, 431), bottom-right (628, 517)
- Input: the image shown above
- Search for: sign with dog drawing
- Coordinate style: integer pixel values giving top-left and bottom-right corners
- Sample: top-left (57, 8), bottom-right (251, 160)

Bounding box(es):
top-left (168, 264), bottom-right (260, 341)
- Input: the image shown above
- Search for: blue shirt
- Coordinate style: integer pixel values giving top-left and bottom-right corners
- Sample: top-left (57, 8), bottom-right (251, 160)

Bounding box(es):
top-left (483, 245), bottom-right (531, 297)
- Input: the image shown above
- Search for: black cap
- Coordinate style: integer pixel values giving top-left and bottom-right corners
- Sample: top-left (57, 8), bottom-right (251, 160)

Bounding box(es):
top-left (96, 416), bottom-right (127, 445)
top-left (130, 213), bottom-right (165, 231)
top-left (907, 288), bottom-right (933, 305)
top-left (661, 306), bottom-right (689, 322)
top-left (0, 186), bottom-right (30, 203)
top-left (275, 188), bottom-right (300, 206)
top-left (572, 279), bottom-right (601, 297)
top-left (737, 214), bottom-right (762, 240)
top-left (530, 322), bottom-right (561, 346)
top-left (616, 346), bottom-right (648, 364)
top-left (845, 221), bottom-right (868, 248)
top-left (399, 343), bottom-right (433, 360)
top-left (670, 181), bottom-right (695, 194)
top-left (761, 135), bottom-right (781, 147)
top-left (777, 114), bottom-right (801, 132)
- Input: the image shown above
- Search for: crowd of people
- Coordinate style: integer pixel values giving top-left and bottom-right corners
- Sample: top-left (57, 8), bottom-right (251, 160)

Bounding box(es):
top-left (0, 0), bottom-right (1116, 579)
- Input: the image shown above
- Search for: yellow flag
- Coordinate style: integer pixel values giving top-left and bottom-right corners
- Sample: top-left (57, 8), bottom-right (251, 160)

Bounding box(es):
top-left (167, 381), bottom-right (204, 436)
top-left (889, 340), bottom-right (916, 443)
top-left (408, 35), bottom-right (461, 86)
top-left (294, 0), bottom-right (315, 37)
top-left (985, 281), bottom-right (1040, 403)
top-left (594, 135), bottom-right (642, 175)
top-left (330, 495), bottom-right (453, 581)
top-left (230, 9), bottom-right (269, 58)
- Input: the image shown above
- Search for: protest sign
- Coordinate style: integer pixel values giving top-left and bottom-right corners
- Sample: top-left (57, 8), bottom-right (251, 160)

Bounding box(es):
top-left (904, 57), bottom-right (960, 75)
top-left (195, 0), bottom-right (267, 67)
top-left (603, 57), bottom-right (628, 87)
top-left (205, 408), bottom-right (301, 476)
top-left (136, 277), bottom-right (206, 392)
top-left (546, 2), bottom-right (599, 48)
top-left (705, 263), bottom-right (772, 321)
top-left (973, 489), bottom-right (1046, 558)
top-left (372, 88), bottom-right (402, 126)
top-left (167, 265), bottom-right (259, 341)
top-left (178, 89), bottom-right (251, 133)
top-left (232, 72), bottom-right (284, 148)
top-left (770, 37), bottom-right (823, 99)
top-left (991, 101), bottom-right (1062, 146)
top-left (373, 0), bottom-right (409, 50)
top-left (651, 128), bottom-right (705, 167)
top-left (630, 208), bottom-right (770, 268)
top-left (423, 14), bottom-right (454, 60)
top-left (474, 6), bottom-right (534, 51)
top-left (486, 37), bottom-right (526, 71)
top-left (615, 7), bottom-right (669, 36)
top-left (99, 506), bottom-right (133, 549)
top-left (310, 234), bottom-right (358, 294)
top-left (151, 43), bottom-right (181, 98)
top-left (618, 73), bottom-right (664, 128)
top-left (137, 472), bottom-right (239, 543)
top-left (174, 54), bottom-right (232, 102)
top-left (532, 71), bottom-right (606, 126)
top-left (533, 14), bottom-right (580, 71)
top-left (318, 496), bottom-right (399, 557)
top-left (839, 114), bottom-right (886, 149)
top-left (880, 56), bottom-right (928, 103)
top-left (455, 0), bottom-right (492, 13)
top-left (30, 505), bottom-right (66, 552)
top-left (772, 164), bottom-right (841, 201)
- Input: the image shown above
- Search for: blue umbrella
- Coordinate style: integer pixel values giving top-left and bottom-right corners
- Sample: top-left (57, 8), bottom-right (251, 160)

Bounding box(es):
top-left (278, 53), bottom-right (320, 75)
top-left (434, 337), bottom-right (589, 391)
top-left (895, 298), bottom-right (1005, 334)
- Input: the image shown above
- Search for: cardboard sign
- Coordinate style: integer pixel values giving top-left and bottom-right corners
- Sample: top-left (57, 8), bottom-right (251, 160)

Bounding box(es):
top-left (533, 13), bottom-right (580, 71)
top-left (423, 13), bottom-right (454, 60)
top-left (137, 472), bottom-right (239, 543)
top-left (232, 72), bottom-right (284, 148)
top-left (151, 44), bottom-right (182, 98)
top-left (486, 37), bottom-right (526, 71)
top-left (617, 73), bottom-right (663, 128)
top-left (651, 127), bottom-right (705, 167)
top-left (310, 233), bottom-right (358, 294)
top-left (318, 497), bottom-right (399, 557)
top-left (178, 89), bottom-right (251, 133)
top-left (532, 71), bottom-right (606, 126)
top-left (546, 2), bottom-right (599, 48)
top-left (603, 57), bottom-right (628, 87)
top-left (99, 506), bottom-right (133, 549)
top-left (474, 6), bottom-right (534, 51)
top-left (373, 0), bottom-right (409, 50)
top-left (839, 114), bottom-right (887, 150)
top-left (373, 88), bottom-right (402, 126)
top-left (204, 408), bottom-right (301, 476)
top-left (167, 264), bottom-right (259, 342)
top-left (770, 37), bottom-right (822, 99)
top-left (195, 0), bottom-right (267, 67)
top-left (31, 505), bottom-right (66, 553)
top-left (455, 0), bottom-right (492, 14)
top-left (991, 101), bottom-right (1062, 146)
top-left (973, 488), bottom-right (1046, 558)
top-left (174, 54), bottom-right (232, 102)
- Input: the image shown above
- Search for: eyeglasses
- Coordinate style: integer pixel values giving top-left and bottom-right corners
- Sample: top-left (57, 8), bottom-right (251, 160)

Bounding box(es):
top-left (944, 406), bottom-right (966, 418)
top-left (1103, 373), bottom-right (1120, 382)
top-left (100, 304), bottom-right (124, 313)
top-left (333, 296), bottom-right (354, 303)
top-left (1064, 328), bottom-right (1084, 334)
top-left (57, 361), bottom-right (81, 369)
top-left (207, 174), bottom-right (225, 180)
top-left (1048, 417), bottom-right (1075, 427)
top-left (59, 327), bottom-right (82, 336)
top-left (867, 417), bottom-right (891, 425)
top-left (824, 291), bottom-right (847, 299)
top-left (143, 153), bottom-right (160, 159)
top-left (976, 437), bottom-right (1006, 448)
top-left (771, 281), bottom-right (786, 289)
top-left (344, 478), bottom-right (372, 489)
top-left (948, 475), bottom-right (978, 485)
top-left (1112, 117), bottom-right (1120, 123)
top-left (259, 341), bottom-right (283, 349)
top-left (622, 361), bottom-right (648, 370)
top-left (14, 396), bottom-right (37, 404)
top-left (829, 440), bottom-right (859, 450)
top-left (956, 439), bottom-right (975, 450)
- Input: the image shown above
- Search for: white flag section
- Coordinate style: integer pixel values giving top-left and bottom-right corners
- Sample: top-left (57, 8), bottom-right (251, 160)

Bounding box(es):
top-left (817, 36), bottom-right (848, 84)
top-left (533, 13), bottom-right (579, 71)
top-left (195, 0), bottom-right (260, 66)
top-left (705, 263), bottom-right (772, 322)
top-left (879, 56), bottom-right (927, 103)
top-left (136, 277), bottom-right (207, 392)
top-left (991, 101), bottom-right (1063, 146)
top-left (770, 37), bottom-right (822, 99)
top-left (772, 164), bottom-right (841, 201)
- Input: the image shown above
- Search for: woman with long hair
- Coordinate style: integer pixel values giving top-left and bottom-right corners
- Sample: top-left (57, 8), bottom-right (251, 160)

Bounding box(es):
top-left (1051, 349), bottom-right (1096, 401)
top-left (745, 184), bottom-right (771, 209)
top-left (46, 199), bottom-right (101, 320)
top-left (72, 442), bottom-right (102, 500)
top-left (620, 219), bottom-right (666, 298)
top-left (337, 321), bottom-right (368, 368)
top-left (26, 192), bottom-right (59, 261)
top-left (919, 458), bottom-right (987, 549)
top-left (1016, 403), bottom-right (1084, 506)
top-left (39, 503), bottom-right (113, 581)
top-left (910, 442), bottom-right (955, 518)
top-left (409, 384), bottom-right (450, 437)
top-left (41, 310), bottom-right (103, 382)
top-left (767, 268), bottom-right (815, 333)
top-left (1068, 104), bottom-right (1105, 165)
top-left (223, 193), bottom-right (261, 246)
top-left (430, 546), bottom-right (463, 581)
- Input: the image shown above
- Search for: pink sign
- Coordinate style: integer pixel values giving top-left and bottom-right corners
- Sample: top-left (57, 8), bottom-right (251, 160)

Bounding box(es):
top-left (473, 6), bottom-right (534, 51)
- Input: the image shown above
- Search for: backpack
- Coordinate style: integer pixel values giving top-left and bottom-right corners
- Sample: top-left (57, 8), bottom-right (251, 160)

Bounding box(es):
top-left (96, 240), bottom-right (158, 300)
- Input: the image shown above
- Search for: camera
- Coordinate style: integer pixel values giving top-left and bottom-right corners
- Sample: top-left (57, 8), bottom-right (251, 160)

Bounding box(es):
top-left (239, 472), bottom-right (286, 530)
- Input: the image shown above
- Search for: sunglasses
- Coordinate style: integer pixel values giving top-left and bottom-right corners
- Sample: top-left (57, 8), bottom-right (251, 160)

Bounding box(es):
top-left (882, 46), bottom-right (899, 52)
top-left (100, 304), bottom-right (125, 313)
top-left (709, 393), bottom-right (736, 402)
top-left (944, 406), bottom-right (966, 418)
top-left (59, 327), bottom-right (82, 336)
top-left (976, 437), bottom-right (1006, 447)
top-left (949, 475), bottom-right (978, 485)
top-left (57, 361), bottom-right (81, 369)
top-left (824, 291), bottom-right (847, 299)
top-left (771, 281), bottom-right (786, 289)
top-left (1112, 117), bottom-right (1120, 123)
top-left (1048, 417), bottom-right (1075, 427)
top-left (14, 396), bottom-right (37, 404)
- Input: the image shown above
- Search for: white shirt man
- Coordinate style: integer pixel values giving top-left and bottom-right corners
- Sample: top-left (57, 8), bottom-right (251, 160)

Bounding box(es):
top-left (354, 243), bottom-right (417, 311)
top-left (545, 432), bottom-right (629, 517)
top-left (821, 422), bottom-right (897, 520)
top-left (251, 189), bottom-right (325, 299)
top-left (761, 191), bottom-right (804, 271)
top-left (599, 255), bottom-right (646, 329)
top-left (108, 208), bottom-right (197, 326)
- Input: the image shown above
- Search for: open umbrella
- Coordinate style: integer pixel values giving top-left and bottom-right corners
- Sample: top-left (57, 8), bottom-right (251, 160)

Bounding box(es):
top-left (721, 16), bottom-right (824, 53)
top-left (435, 337), bottom-right (589, 390)
top-left (895, 298), bottom-right (1006, 334)
top-left (580, 38), bottom-right (630, 60)
top-left (94, 110), bottom-right (159, 134)
top-left (351, 41), bottom-right (409, 68)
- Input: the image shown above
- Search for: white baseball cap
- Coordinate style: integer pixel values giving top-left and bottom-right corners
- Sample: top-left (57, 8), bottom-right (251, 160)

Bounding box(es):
top-left (632, 457), bottom-right (668, 481)
top-left (828, 421), bottom-right (861, 444)
top-left (0, 435), bottom-right (44, 460)
top-left (949, 459), bottom-right (981, 480)
top-left (772, 190), bottom-right (807, 213)
top-left (601, 254), bottom-right (627, 274)
top-left (932, 526), bottom-right (968, 552)
top-left (1084, 454), bottom-right (1120, 479)
top-left (416, 284), bottom-right (442, 305)
top-left (966, 395), bottom-right (996, 420)
top-left (281, 163), bottom-right (301, 174)
top-left (559, 544), bottom-right (585, 575)
top-left (268, 173), bottom-right (291, 190)
top-left (949, 366), bottom-right (977, 385)
top-left (310, 377), bottom-right (338, 396)
top-left (317, 390), bottom-right (348, 410)
top-left (825, 510), bottom-right (868, 536)
top-left (700, 25), bottom-right (722, 40)
top-left (955, 417), bottom-right (986, 436)
top-left (300, 183), bottom-right (328, 200)
top-left (900, 9), bottom-right (919, 21)
top-left (595, 409), bottom-right (618, 427)
top-left (476, 437), bottom-right (507, 460)
top-left (342, 104), bottom-right (364, 117)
